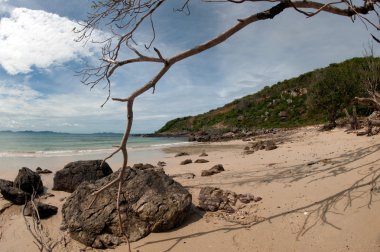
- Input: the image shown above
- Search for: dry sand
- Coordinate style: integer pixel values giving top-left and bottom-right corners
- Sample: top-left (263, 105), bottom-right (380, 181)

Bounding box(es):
top-left (0, 126), bottom-right (380, 252)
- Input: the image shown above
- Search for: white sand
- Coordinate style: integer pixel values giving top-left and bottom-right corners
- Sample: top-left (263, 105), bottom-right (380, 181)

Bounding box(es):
top-left (0, 126), bottom-right (379, 252)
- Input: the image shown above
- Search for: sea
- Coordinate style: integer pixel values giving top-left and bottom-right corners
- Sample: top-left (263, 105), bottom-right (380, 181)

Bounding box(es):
top-left (0, 131), bottom-right (188, 158)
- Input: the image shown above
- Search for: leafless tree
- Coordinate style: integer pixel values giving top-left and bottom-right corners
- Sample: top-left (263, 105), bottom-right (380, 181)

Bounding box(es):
top-left (77, 0), bottom-right (380, 249)
top-left (355, 43), bottom-right (380, 134)
top-left (356, 44), bottom-right (380, 111)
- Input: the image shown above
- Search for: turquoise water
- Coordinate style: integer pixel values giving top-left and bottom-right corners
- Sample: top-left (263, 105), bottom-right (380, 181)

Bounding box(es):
top-left (0, 131), bottom-right (188, 157)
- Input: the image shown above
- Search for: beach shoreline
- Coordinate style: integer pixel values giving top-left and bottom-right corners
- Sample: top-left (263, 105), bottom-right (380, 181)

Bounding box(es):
top-left (0, 126), bottom-right (379, 251)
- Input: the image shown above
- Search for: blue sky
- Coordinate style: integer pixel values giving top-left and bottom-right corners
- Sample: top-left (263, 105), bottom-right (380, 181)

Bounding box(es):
top-left (0, 0), bottom-right (377, 133)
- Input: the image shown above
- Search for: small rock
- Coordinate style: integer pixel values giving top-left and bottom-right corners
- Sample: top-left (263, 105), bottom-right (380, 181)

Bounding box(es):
top-left (175, 152), bottom-right (189, 157)
top-left (133, 163), bottom-right (155, 170)
top-left (24, 202), bottom-right (58, 219)
top-left (1, 186), bottom-right (31, 205)
top-left (307, 161), bottom-right (317, 166)
top-left (254, 196), bottom-right (262, 202)
top-left (194, 159), bottom-right (209, 163)
top-left (201, 164), bottom-right (224, 177)
top-left (180, 159), bottom-right (192, 165)
top-left (238, 193), bottom-right (255, 204)
top-left (157, 161), bottom-right (166, 167)
top-left (37, 169), bottom-right (53, 174)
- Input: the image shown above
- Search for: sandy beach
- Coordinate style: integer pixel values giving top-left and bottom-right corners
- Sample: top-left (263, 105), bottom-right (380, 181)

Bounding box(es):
top-left (0, 126), bottom-right (379, 252)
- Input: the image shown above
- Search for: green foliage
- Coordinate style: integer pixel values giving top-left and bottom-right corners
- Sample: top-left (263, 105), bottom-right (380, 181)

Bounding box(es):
top-left (156, 57), bottom-right (379, 134)
top-left (307, 63), bottom-right (364, 126)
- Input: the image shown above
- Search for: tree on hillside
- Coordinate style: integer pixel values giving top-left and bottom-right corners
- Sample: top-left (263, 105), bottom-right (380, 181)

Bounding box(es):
top-left (356, 45), bottom-right (380, 111)
top-left (307, 66), bottom-right (363, 128)
top-left (76, 0), bottom-right (380, 249)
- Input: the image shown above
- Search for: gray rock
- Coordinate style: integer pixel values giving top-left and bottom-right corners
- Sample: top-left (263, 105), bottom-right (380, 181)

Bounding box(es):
top-left (24, 202), bottom-right (58, 219)
top-left (201, 164), bottom-right (224, 177)
top-left (0, 179), bottom-right (13, 191)
top-left (175, 152), bottom-right (189, 157)
top-left (180, 159), bottom-right (192, 165)
top-left (1, 186), bottom-right (30, 205)
top-left (194, 159), bottom-right (209, 164)
top-left (133, 163), bottom-right (155, 170)
top-left (14, 167), bottom-right (43, 195)
top-left (62, 168), bottom-right (192, 248)
top-left (53, 160), bottom-right (113, 193)
top-left (238, 193), bottom-right (255, 204)
top-left (37, 169), bottom-right (53, 174)
top-left (157, 161), bottom-right (166, 167)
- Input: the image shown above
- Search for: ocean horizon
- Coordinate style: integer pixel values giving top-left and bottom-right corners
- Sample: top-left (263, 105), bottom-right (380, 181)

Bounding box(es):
top-left (0, 131), bottom-right (188, 158)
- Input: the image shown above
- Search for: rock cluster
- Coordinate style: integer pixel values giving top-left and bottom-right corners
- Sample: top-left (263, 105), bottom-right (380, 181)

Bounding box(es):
top-left (0, 168), bottom-right (57, 219)
top-left (244, 140), bottom-right (277, 154)
top-left (53, 160), bottom-right (113, 193)
top-left (198, 187), bottom-right (262, 213)
top-left (62, 168), bottom-right (192, 249)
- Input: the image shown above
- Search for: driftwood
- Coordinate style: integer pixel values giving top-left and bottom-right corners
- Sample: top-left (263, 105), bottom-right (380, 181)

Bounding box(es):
top-left (343, 107), bottom-right (359, 130)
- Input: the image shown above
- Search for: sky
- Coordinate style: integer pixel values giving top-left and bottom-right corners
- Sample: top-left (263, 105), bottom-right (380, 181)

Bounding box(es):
top-left (0, 0), bottom-right (378, 133)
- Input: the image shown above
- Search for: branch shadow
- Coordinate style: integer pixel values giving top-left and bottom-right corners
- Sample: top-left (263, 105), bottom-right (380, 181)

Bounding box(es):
top-left (188, 143), bottom-right (380, 188)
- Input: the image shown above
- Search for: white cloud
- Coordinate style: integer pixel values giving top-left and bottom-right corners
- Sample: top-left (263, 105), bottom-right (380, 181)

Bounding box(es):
top-left (0, 8), bottom-right (101, 75)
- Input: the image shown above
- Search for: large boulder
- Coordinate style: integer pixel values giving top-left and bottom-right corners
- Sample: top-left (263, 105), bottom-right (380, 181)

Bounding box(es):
top-left (62, 168), bottom-right (192, 248)
top-left (14, 167), bottom-right (43, 195)
top-left (53, 160), bottom-right (113, 193)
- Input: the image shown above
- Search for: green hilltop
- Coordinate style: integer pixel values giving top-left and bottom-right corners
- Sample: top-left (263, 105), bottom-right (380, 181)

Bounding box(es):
top-left (157, 57), bottom-right (377, 134)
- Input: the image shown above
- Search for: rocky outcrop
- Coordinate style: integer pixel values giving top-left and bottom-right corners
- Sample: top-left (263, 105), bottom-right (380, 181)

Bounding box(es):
top-left (24, 202), bottom-right (58, 219)
top-left (62, 168), bottom-right (192, 249)
top-left (53, 160), bottom-right (113, 193)
top-left (14, 167), bottom-right (44, 195)
top-left (201, 164), bottom-right (224, 176)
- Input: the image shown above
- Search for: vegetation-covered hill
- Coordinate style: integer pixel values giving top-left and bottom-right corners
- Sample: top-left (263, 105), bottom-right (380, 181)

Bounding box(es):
top-left (157, 57), bottom-right (378, 134)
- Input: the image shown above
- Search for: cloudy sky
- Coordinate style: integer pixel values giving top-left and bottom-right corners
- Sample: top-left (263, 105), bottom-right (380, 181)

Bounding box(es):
top-left (0, 0), bottom-right (377, 133)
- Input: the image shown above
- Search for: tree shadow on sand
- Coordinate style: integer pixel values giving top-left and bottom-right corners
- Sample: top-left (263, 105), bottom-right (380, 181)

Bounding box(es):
top-left (134, 168), bottom-right (380, 251)
top-left (187, 143), bottom-right (380, 188)
top-left (134, 142), bottom-right (380, 251)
